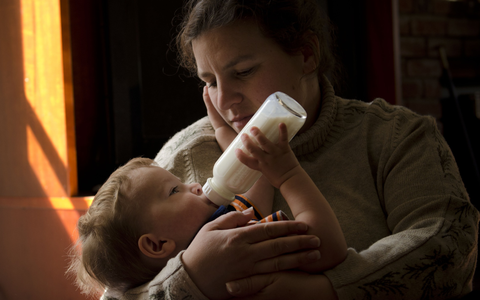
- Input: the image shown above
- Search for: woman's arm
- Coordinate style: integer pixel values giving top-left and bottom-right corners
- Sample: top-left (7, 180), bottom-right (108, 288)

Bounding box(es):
top-left (226, 271), bottom-right (338, 300)
top-left (236, 124), bottom-right (347, 273)
top-left (319, 115), bottom-right (479, 299)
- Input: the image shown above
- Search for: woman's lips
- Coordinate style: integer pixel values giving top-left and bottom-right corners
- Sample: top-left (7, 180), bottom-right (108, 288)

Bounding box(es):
top-left (233, 116), bottom-right (252, 131)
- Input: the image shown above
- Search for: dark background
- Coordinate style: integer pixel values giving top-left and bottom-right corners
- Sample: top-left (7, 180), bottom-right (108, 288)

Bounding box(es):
top-left (69, 0), bottom-right (371, 195)
top-left (68, 0), bottom-right (478, 211)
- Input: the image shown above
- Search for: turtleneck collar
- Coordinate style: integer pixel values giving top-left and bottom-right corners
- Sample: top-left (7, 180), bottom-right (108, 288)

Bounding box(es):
top-left (290, 75), bottom-right (339, 156)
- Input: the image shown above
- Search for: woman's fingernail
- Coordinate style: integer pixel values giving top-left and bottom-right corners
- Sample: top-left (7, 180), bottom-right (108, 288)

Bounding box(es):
top-left (226, 282), bottom-right (240, 295)
top-left (309, 237), bottom-right (320, 247)
top-left (307, 250), bottom-right (321, 260)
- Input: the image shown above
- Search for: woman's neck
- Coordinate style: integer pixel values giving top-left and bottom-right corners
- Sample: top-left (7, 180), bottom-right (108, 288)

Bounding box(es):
top-left (299, 78), bottom-right (322, 134)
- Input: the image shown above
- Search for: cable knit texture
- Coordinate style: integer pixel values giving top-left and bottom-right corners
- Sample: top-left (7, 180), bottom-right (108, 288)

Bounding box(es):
top-left (104, 76), bottom-right (479, 299)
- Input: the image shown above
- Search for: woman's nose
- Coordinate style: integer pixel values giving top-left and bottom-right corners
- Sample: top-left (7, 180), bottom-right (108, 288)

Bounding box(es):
top-left (216, 82), bottom-right (242, 111)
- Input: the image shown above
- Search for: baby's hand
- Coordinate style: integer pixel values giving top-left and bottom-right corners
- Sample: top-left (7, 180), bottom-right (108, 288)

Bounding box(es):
top-left (235, 123), bottom-right (301, 189)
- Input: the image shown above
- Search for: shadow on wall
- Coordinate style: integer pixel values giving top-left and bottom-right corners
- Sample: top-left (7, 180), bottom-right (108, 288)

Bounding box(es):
top-left (0, 0), bottom-right (90, 299)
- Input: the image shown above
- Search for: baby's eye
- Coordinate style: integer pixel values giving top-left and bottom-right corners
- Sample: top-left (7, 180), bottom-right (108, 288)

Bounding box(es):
top-left (170, 186), bottom-right (179, 196)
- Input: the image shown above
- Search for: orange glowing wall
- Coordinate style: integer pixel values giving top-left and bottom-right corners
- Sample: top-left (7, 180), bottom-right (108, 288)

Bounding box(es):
top-left (0, 0), bottom-right (92, 298)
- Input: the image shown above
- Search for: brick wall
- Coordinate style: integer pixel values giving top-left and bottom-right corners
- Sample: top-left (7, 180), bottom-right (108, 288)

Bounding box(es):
top-left (398, 0), bottom-right (480, 128)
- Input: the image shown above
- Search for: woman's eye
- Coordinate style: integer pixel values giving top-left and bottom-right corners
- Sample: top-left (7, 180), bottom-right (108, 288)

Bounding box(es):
top-left (170, 186), bottom-right (179, 196)
top-left (200, 79), bottom-right (216, 89)
top-left (237, 68), bottom-right (254, 77)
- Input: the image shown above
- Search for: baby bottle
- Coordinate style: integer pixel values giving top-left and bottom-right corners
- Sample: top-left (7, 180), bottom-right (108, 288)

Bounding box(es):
top-left (202, 91), bottom-right (307, 207)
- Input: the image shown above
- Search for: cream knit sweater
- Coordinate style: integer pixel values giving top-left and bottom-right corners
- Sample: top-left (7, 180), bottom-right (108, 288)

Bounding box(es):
top-left (104, 77), bottom-right (479, 300)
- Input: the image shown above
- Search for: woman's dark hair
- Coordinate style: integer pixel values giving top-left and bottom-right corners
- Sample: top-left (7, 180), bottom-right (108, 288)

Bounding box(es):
top-left (176, 0), bottom-right (340, 87)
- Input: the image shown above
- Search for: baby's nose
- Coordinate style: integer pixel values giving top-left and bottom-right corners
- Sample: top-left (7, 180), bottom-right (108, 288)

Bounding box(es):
top-left (191, 183), bottom-right (202, 195)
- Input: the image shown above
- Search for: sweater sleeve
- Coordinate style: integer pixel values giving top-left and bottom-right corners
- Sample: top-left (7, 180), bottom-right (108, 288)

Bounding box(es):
top-left (325, 112), bottom-right (479, 299)
top-left (101, 251), bottom-right (209, 300)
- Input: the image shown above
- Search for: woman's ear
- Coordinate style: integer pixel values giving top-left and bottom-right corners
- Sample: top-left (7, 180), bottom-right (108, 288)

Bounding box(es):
top-left (301, 32), bottom-right (320, 75)
top-left (138, 234), bottom-right (176, 259)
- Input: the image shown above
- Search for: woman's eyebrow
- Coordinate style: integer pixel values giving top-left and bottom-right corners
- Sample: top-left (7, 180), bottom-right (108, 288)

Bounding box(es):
top-left (197, 54), bottom-right (256, 79)
top-left (222, 54), bottom-right (255, 71)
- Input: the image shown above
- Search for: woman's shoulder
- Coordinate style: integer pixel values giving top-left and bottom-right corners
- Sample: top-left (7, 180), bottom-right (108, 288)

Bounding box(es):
top-left (337, 97), bottom-right (440, 147)
top-left (339, 97), bottom-right (422, 120)
top-left (338, 97), bottom-right (436, 129)
top-left (154, 116), bottom-right (221, 184)
top-left (155, 116), bottom-right (216, 159)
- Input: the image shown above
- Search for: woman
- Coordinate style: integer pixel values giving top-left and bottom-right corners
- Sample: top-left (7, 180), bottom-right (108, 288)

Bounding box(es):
top-left (105, 0), bottom-right (479, 299)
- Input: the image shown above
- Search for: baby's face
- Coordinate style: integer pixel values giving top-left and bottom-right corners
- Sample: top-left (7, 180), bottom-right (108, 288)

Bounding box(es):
top-left (130, 166), bottom-right (219, 250)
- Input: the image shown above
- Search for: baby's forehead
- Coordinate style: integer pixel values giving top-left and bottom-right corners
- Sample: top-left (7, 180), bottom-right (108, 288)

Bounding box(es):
top-left (125, 165), bottom-right (177, 197)
top-left (128, 164), bottom-right (164, 177)
top-left (124, 166), bottom-right (160, 192)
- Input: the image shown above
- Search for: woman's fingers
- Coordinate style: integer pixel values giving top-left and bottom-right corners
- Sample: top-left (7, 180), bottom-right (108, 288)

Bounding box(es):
top-left (226, 274), bottom-right (273, 298)
top-left (237, 220), bottom-right (309, 243)
top-left (252, 248), bottom-right (321, 274)
top-left (183, 216), bottom-right (318, 299)
top-left (203, 86), bottom-right (227, 130)
top-left (203, 86), bottom-right (214, 112)
top-left (250, 232), bottom-right (321, 262)
top-left (204, 208), bottom-right (255, 230)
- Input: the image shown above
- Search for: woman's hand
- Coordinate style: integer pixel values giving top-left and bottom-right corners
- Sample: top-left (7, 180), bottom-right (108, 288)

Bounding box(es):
top-left (203, 86), bottom-right (227, 131)
top-left (226, 271), bottom-right (339, 300)
top-left (203, 86), bottom-right (237, 151)
top-left (182, 209), bottom-right (322, 300)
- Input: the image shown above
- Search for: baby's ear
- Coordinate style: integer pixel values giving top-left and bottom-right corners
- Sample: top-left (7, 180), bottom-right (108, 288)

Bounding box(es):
top-left (138, 234), bottom-right (176, 259)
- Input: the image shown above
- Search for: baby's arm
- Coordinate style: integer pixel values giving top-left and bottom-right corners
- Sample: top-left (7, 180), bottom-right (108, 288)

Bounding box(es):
top-left (236, 124), bottom-right (347, 273)
top-left (242, 175), bottom-right (274, 218)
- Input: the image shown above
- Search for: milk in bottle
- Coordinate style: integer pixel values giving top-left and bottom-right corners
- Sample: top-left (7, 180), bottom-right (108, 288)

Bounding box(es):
top-left (202, 92), bottom-right (307, 207)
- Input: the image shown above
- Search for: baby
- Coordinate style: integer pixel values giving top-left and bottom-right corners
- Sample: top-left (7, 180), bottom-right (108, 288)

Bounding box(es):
top-left (69, 123), bottom-right (347, 296)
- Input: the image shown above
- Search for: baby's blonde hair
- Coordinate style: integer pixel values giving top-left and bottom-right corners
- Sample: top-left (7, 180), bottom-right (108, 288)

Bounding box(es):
top-left (67, 157), bottom-right (161, 296)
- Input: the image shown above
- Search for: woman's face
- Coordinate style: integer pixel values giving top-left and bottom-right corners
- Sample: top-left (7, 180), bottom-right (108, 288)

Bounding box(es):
top-left (192, 20), bottom-right (319, 133)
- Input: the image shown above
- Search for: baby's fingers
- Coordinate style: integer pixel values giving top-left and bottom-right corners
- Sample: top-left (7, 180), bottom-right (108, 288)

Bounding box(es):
top-left (277, 123), bottom-right (290, 148)
top-left (241, 132), bottom-right (266, 158)
top-left (235, 148), bottom-right (260, 171)
top-left (249, 127), bottom-right (275, 152)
